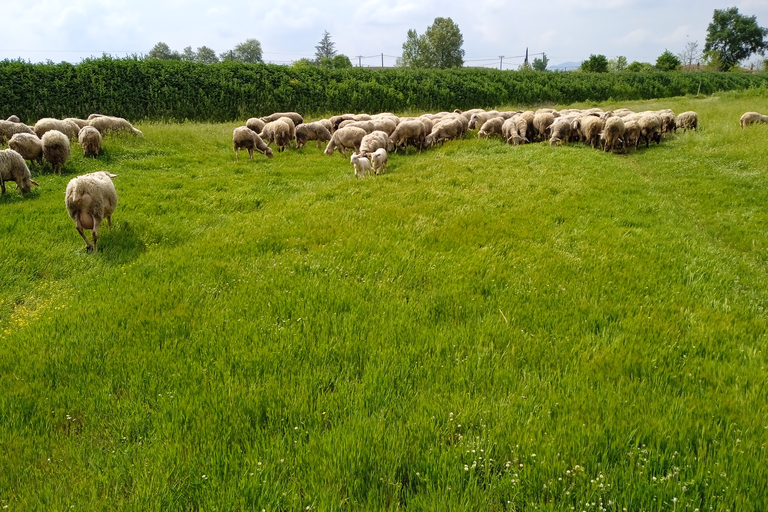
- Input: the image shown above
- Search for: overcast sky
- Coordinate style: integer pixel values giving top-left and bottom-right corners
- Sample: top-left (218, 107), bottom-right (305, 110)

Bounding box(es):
top-left (3, 1), bottom-right (768, 69)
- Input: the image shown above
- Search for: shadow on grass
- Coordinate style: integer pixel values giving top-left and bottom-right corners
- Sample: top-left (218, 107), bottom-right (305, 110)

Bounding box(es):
top-left (98, 220), bottom-right (146, 265)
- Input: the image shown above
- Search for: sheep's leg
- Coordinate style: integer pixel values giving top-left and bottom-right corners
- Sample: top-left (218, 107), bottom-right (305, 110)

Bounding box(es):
top-left (92, 217), bottom-right (102, 254)
top-left (248, 148), bottom-right (254, 160)
top-left (75, 214), bottom-right (93, 251)
top-left (235, 148), bottom-right (240, 161)
top-left (0, 176), bottom-right (5, 195)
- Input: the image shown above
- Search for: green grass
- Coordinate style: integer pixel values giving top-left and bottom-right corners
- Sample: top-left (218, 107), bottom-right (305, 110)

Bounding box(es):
top-left (2, 92), bottom-right (768, 511)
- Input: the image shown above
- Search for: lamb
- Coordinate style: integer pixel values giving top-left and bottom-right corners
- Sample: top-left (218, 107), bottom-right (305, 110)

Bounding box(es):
top-left (87, 116), bottom-right (143, 136)
top-left (637, 114), bottom-right (662, 148)
top-left (260, 112), bottom-right (303, 126)
top-left (41, 129), bottom-right (71, 174)
top-left (246, 117), bottom-right (266, 134)
top-left (8, 133), bottom-right (43, 165)
top-left (350, 153), bottom-right (372, 178)
top-left (65, 171), bottom-right (118, 253)
top-left (549, 118), bottom-right (572, 146)
top-left (233, 126), bottom-right (274, 160)
top-left (359, 130), bottom-right (393, 154)
top-left (0, 120), bottom-right (36, 144)
top-left (740, 111), bottom-right (768, 128)
top-left (34, 118), bottom-right (81, 139)
top-left (533, 112), bottom-right (556, 142)
top-left (425, 118), bottom-right (464, 147)
top-left (78, 126), bottom-right (102, 157)
top-left (324, 126), bottom-right (367, 156)
top-left (478, 117), bottom-right (505, 139)
top-left (389, 120), bottom-right (426, 152)
top-left (676, 111), bottom-right (698, 132)
top-left (0, 149), bottom-right (39, 195)
top-left (295, 122), bottom-right (332, 149)
top-left (370, 148), bottom-right (388, 175)
top-left (602, 116), bottom-right (625, 153)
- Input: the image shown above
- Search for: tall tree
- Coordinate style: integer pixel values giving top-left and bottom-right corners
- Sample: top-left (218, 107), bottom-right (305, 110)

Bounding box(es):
top-left (221, 39), bottom-right (263, 63)
top-left (147, 42), bottom-right (180, 60)
top-left (678, 41), bottom-right (702, 67)
top-left (532, 52), bottom-right (549, 71)
top-left (315, 31), bottom-right (337, 62)
top-left (181, 46), bottom-right (196, 62)
top-left (196, 46), bottom-right (219, 64)
top-left (608, 56), bottom-right (627, 72)
top-left (656, 49), bottom-right (682, 71)
top-left (580, 54), bottom-right (609, 72)
top-left (704, 7), bottom-right (768, 71)
top-left (400, 17), bottom-right (464, 69)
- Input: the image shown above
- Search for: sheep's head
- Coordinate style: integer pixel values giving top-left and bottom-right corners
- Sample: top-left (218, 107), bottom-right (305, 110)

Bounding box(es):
top-left (264, 147), bottom-right (274, 159)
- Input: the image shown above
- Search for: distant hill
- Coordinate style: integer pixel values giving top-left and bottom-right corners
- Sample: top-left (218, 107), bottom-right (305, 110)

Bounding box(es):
top-left (549, 61), bottom-right (580, 71)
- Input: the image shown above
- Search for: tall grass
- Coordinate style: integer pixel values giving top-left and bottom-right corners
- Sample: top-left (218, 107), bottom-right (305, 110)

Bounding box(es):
top-left (1, 91), bottom-right (768, 510)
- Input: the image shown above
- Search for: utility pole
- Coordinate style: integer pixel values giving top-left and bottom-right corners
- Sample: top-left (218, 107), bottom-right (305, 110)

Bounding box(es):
top-left (499, 56), bottom-right (504, 70)
top-left (356, 55), bottom-right (362, 67)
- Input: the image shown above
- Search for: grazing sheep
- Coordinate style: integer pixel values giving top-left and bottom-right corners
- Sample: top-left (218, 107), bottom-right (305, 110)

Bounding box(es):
top-left (390, 120), bottom-right (426, 152)
top-left (78, 126), bottom-right (102, 157)
top-left (602, 116), bottom-right (625, 153)
top-left (65, 171), bottom-right (118, 253)
top-left (371, 116), bottom-right (398, 136)
top-left (676, 111), bottom-right (698, 132)
top-left (6, 115), bottom-right (21, 123)
top-left (533, 112), bottom-right (556, 142)
top-left (478, 117), bottom-right (505, 139)
top-left (637, 114), bottom-right (662, 148)
top-left (468, 111), bottom-right (500, 130)
top-left (64, 118), bottom-right (90, 130)
top-left (260, 112), bottom-right (304, 126)
top-left (88, 116), bottom-right (143, 136)
top-left (233, 126), bottom-right (274, 160)
top-left (338, 119), bottom-right (375, 133)
top-left (623, 120), bottom-right (641, 150)
top-left (295, 122), bottom-right (332, 150)
top-left (8, 133), bottom-right (43, 165)
top-left (350, 153), bottom-right (372, 178)
top-left (549, 118), bottom-right (572, 146)
top-left (260, 119), bottom-right (294, 152)
top-left (329, 114), bottom-right (357, 133)
top-left (246, 117), bottom-right (266, 134)
top-left (41, 129), bottom-right (71, 174)
top-left (573, 115), bottom-right (604, 149)
top-left (425, 118), bottom-right (464, 147)
top-left (34, 118), bottom-right (80, 139)
top-left (370, 148), bottom-right (388, 175)
top-left (740, 111), bottom-right (768, 128)
top-left (359, 130), bottom-right (393, 154)
top-left (324, 126), bottom-right (367, 156)
top-left (0, 120), bottom-right (36, 144)
top-left (0, 149), bottom-right (39, 195)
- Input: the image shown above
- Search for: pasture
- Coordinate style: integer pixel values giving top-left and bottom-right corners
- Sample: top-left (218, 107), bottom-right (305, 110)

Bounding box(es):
top-left (1, 91), bottom-right (768, 511)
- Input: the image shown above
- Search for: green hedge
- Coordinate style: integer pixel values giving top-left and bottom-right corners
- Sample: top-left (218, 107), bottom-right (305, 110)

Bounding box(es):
top-left (2, 56), bottom-right (768, 122)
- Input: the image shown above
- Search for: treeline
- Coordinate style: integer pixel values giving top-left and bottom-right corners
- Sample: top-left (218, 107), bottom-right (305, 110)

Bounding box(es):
top-left (2, 56), bottom-right (768, 122)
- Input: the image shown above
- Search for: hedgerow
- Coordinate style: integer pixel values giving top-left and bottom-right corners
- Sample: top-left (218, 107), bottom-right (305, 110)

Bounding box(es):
top-left (2, 56), bottom-right (768, 122)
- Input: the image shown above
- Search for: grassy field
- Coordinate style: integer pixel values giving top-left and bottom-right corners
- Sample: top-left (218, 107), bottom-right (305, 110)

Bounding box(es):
top-left (1, 91), bottom-right (768, 511)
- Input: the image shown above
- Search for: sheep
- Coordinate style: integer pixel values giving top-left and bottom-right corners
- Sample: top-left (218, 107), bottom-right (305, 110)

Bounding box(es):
top-left (324, 126), bottom-right (367, 156)
top-left (260, 119), bottom-right (294, 152)
top-left (65, 171), bottom-right (118, 253)
top-left (478, 117), bottom-right (505, 139)
top-left (6, 115), bottom-right (21, 123)
top-left (637, 114), bottom-right (662, 148)
top-left (533, 112), bottom-right (556, 142)
top-left (41, 129), bottom-right (71, 174)
top-left (8, 133), bottom-right (43, 165)
top-left (655, 109), bottom-right (676, 134)
top-left (338, 120), bottom-right (375, 133)
top-left (359, 130), bottom-right (393, 154)
top-left (502, 116), bottom-right (528, 145)
top-left (370, 148), bottom-right (388, 175)
top-left (295, 122), bottom-right (332, 149)
top-left (233, 126), bottom-right (274, 160)
top-left (0, 149), bottom-right (39, 195)
top-left (468, 111), bottom-right (500, 130)
top-left (34, 118), bottom-right (81, 139)
top-left (370, 116), bottom-right (398, 136)
top-left (389, 120), bottom-right (426, 152)
top-left (676, 111), bottom-right (698, 132)
top-left (740, 111), bottom-right (768, 128)
top-left (549, 118), bottom-right (572, 146)
top-left (623, 120), bottom-right (641, 150)
top-left (425, 118), bottom-right (464, 147)
top-left (88, 116), bottom-right (143, 136)
top-left (246, 117), bottom-right (266, 134)
top-left (78, 126), bottom-right (102, 157)
top-left (64, 118), bottom-right (90, 130)
top-left (260, 112), bottom-right (303, 126)
top-left (0, 120), bottom-right (35, 144)
top-left (350, 152), bottom-right (372, 178)
top-left (329, 114), bottom-right (357, 133)
top-left (572, 115), bottom-right (604, 149)
top-left (602, 116), bottom-right (625, 153)
top-left (455, 108), bottom-right (485, 122)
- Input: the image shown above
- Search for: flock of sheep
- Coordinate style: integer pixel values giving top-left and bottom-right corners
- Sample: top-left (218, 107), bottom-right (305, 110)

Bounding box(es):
top-left (0, 114), bottom-right (142, 252)
top-left (2, 105), bottom-right (768, 253)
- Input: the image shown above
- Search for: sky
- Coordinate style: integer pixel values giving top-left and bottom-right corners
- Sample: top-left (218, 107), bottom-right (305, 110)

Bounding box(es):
top-left (3, 1), bottom-right (768, 69)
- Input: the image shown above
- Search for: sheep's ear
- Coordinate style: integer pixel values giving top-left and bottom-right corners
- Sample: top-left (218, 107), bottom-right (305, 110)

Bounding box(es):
top-left (31, 180), bottom-right (40, 186)
top-left (107, 173), bottom-right (118, 178)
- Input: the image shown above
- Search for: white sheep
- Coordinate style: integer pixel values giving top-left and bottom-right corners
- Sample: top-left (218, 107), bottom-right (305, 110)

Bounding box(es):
top-left (246, 117), bottom-right (266, 133)
top-left (637, 114), bottom-right (662, 147)
top-left (675, 111), bottom-right (698, 132)
top-left (233, 126), bottom-right (274, 160)
top-left (602, 116), bottom-right (625, 153)
top-left (359, 130), bottom-right (393, 154)
top-left (0, 119), bottom-right (35, 144)
top-left (740, 112), bottom-right (768, 128)
top-left (78, 126), bottom-right (102, 157)
top-left (34, 118), bottom-right (81, 139)
top-left (260, 119), bottom-right (294, 152)
top-left (533, 112), bottom-right (556, 142)
top-left (389, 120), bottom-right (426, 152)
top-left (65, 171), bottom-right (118, 253)
top-left (478, 117), bottom-right (505, 139)
top-left (260, 112), bottom-right (303, 126)
top-left (296, 122), bottom-right (332, 150)
top-left (324, 126), bottom-right (367, 156)
top-left (0, 148), bottom-right (39, 195)
top-left (41, 130), bottom-right (71, 174)
top-left (88, 116), bottom-right (143, 136)
top-left (425, 118), bottom-right (464, 147)
top-left (350, 153), bottom-right (372, 178)
top-left (370, 148), bottom-right (388, 175)
top-left (549, 118), bottom-right (572, 146)
top-left (8, 133), bottom-right (43, 165)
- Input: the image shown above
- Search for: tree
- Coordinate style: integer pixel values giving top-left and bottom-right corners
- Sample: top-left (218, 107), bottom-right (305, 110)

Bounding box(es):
top-left (400, 17), bottom-right (465, 68)
top-left (608, 56), bottom-right (627, 72)
top-left (678, 41), bottom-right (702, 67)
top-left (147, 42), bottom-right (180, 60)
top-left (580, 54), bottom-right (608, 72)
top-left (532, 53), bottom-right (549, 71)
top-left (704, 7), bottom-right (768, 71)
top-left (181, 46), bottom-right (196, 62)
top-left (626, 61), bottom-right (654, 72)
top-left (222, 39), bottom-right (263, 63)
top-left (315, 31), bottom-right (337, 62)
top-left (196, 46), bottom-right (219, 64)
top-left (656, 49), bottom-right (682, 71)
